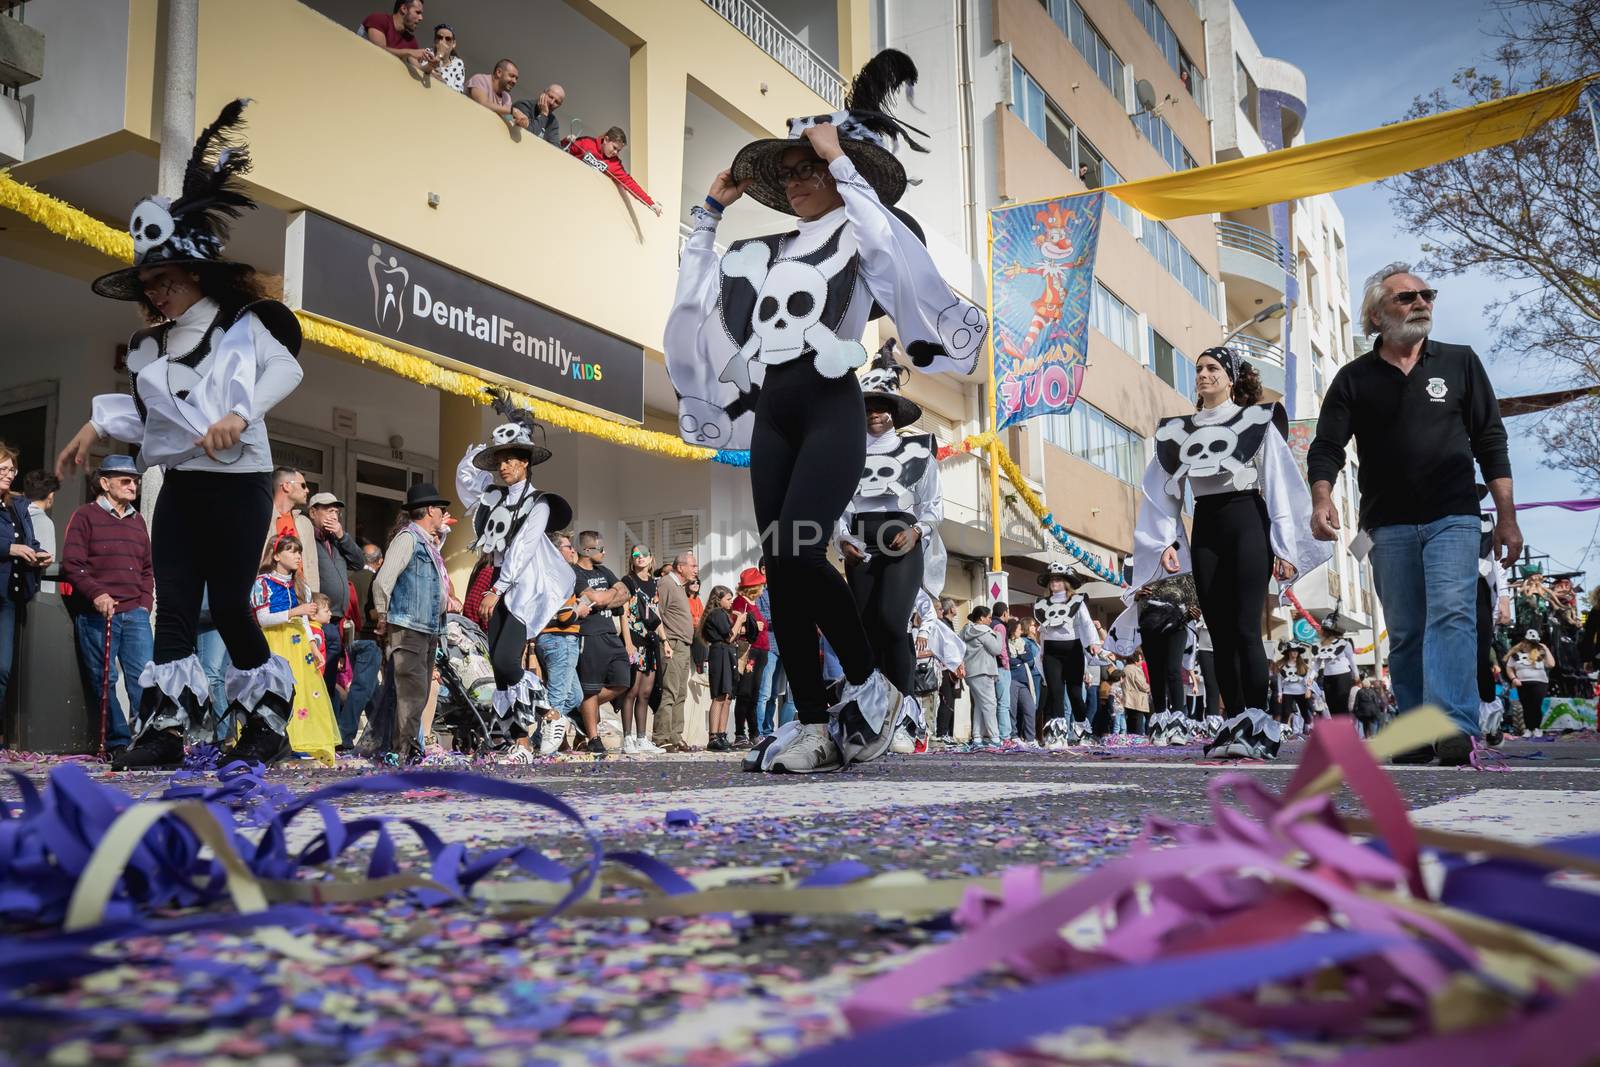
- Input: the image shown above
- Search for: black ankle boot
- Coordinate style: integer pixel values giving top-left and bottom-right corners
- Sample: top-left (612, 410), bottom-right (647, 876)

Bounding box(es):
top-left (111, 728), bottom-right (185, 770)
top-left (219, 692), bottom-right (292, 767)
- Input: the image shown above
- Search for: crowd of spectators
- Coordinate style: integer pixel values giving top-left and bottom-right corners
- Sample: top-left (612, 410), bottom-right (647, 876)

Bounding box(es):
top-left (360, 2), bottom-right (658, 210)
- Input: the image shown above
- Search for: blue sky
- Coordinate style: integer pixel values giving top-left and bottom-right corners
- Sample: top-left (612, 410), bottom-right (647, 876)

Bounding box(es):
top-left (1233, 0), bottom-right (1598, 585)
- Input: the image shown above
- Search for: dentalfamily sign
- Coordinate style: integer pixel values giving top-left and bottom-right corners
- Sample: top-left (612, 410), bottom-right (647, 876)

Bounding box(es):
top-left (286, 213), bottom-right (644, 422)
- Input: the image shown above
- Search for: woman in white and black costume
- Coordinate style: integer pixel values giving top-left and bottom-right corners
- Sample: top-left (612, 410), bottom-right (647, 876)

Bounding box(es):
top-left (455, 391), bottom-right (574, 761)
top-left (1109, 346), bottom-right (1330, 760)
top-left (833, 341), bottom-right (951, 755)
top-left (56, 100), bottom-right (305, 770)
top-left (1313, 614), bottom-right (1359, 720)
top-left (664, 50), bottom-right (986, 774)
top-left (1033, 564), bottom-right (1103, 746)
top-left (1275, 644), bottom-right (1313, 732)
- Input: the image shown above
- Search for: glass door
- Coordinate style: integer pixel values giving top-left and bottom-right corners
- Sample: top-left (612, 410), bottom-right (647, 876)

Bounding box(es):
top-left (348, 447), bottom-right (436, 546)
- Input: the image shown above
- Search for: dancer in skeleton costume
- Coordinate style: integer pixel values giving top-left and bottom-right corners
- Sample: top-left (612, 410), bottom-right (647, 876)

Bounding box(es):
top-left (664, 50), bottom-right (986, 773)
top-left (1275, 645), bottom-right (1312, 735)
top-left (57, 100), bottom-right (304, 770)
top-left (1109, 346), bottom-right (1331, 760)
top-left (1313, 615), bottom-right (1359, 720)
top-left (1473, 494), bottom-right (1509, 742)
top-left (833, 342), bottom-right (949, 755)
top-left (1033, 563), bottom-right (1102, 747)
top-left (455, 392), bottom-right (574, 761)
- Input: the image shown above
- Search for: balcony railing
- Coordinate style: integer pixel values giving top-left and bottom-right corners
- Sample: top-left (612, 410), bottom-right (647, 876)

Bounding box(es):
top-left (1230, 333), bottom-right (1286, 367)
top-left (1217, 219), bottom-right (1286, 266)
top-left (704, 0), bottom-right (846, 109)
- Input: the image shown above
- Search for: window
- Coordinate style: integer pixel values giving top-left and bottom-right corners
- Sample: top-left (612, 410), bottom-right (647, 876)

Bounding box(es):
top-left (1099, 157), bottom-right (1140, 235)
top-left (1125, 0), bottom-right (1206, 110)
top-left (1139, 221), bottom-right (1219, 318)
top-left (1149, 328), bottom-right (1195, 398)
top-left (1132, 109), bottom-right (1196, 171)
top-left (1011, 61), bottom-right (1076, 170)
top-left (1042, 399), bottom-right (1146, 484)
top-left (1039, 0), bottom-right (1127, 107)
top-left (1311, 344), bottom-right (1327, 397)
top-left (1237, 57), bottom-right (1260, 133)
top-left (1090, 281), bottom-right (1141, 359)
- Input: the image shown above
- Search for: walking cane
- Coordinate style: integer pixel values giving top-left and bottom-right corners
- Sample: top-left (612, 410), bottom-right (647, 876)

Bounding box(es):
top-left (97, 613), bottom-right (113, 761)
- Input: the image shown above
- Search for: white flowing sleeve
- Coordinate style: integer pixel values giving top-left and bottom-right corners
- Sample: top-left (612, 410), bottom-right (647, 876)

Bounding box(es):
top-left (89, 395), bottom-right (145, 444)
top-left (455, 445), bottom-right (493, 513)
top-left (502, 497), bottom-right (573, 633)
top-left (836, 500), bottom-right (863, 555)
top-left (913, 453), bottom-right (944, 540)
top-left (664, 206), bottom-right (746, 449)
top-left (236, 313), bottom-right (304, 421)
top-left (1127, 454), bottom-right (1189, 595)
top-left (832, 155), bottom-right (987, 377)
top-left (1258, 427), bottom-right (1334, 589)
top-left (1074, 606), bottom-right (1098, 649)
top-left (1342, 641), bottom-right (1359, 677)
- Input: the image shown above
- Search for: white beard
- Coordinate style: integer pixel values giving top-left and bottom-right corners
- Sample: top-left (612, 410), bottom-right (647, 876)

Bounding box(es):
top-left (1385, 313), bottom-right (1431, 347)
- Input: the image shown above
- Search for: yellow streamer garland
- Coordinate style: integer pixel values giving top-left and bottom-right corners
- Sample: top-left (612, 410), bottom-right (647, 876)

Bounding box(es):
top-left (0, 169), bottom-right (136, 263)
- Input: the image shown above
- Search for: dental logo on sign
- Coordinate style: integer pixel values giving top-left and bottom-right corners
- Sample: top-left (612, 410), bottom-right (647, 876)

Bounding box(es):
top-left (1425, 377), bottom-right (1448, 402)
top-left (368, 242), bottom-right (410, 332)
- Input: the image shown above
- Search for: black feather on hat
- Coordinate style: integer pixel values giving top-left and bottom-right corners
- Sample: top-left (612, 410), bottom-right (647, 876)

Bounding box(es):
top-left (93, 98), bottom-right (262, 301)
top-left (475, 387), bottom-right (554, 471)
top-left (730, 49), bottom-right (929, 215)
top-left (858, 340), bottom-right (922, 428)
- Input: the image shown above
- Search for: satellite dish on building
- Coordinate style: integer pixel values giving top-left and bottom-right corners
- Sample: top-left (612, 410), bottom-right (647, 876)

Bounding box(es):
top-left (1135, 79), bottom-right (1158, 114)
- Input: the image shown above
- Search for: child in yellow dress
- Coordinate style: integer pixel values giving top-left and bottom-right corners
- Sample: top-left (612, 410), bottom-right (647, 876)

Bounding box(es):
top-left (251, 536), bottom-right (342, 765)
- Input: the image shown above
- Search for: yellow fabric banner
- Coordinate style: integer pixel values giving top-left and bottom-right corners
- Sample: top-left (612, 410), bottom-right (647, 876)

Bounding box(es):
top-left (1097, 74), bottom-right (1598, 221)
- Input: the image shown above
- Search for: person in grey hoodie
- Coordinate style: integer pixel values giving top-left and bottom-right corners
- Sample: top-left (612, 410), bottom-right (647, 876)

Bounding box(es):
top-left (962, 605), bottom-right (1003, 746)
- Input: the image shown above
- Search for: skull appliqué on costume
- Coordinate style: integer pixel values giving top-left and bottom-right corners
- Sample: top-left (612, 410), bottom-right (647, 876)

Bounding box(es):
top-left (1154, 404), bottom-right (1273, 497)
top-left (678, 396), bottom-right (733, 447)
top-left (491, 423), bottom-right (524, 446)
top-left (471, 488), bottom-right (510, 553)
top-left (1034, 597), bottom-right (1072, 630)
top-left (129, 197), bottom-right (176, 257)
top-left (907, 300), bottom-right (987, 371)
top-left (855, 437), bottom-right (931, 511)
top-left (719, 241), bottom-right (866, 390)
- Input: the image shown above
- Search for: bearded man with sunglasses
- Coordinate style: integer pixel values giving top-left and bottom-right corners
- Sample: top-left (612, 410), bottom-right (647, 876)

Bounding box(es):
top-left (1307, 263), bottom-right (1520, 766)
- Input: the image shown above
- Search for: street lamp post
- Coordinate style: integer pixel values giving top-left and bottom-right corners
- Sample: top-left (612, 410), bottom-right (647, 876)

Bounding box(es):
top-left (1220, 300), bottom-right (1287, 348)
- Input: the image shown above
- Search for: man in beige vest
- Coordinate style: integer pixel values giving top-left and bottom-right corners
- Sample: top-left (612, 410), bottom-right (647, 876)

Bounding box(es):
top-left (654, 550), bottom-right (698, 751)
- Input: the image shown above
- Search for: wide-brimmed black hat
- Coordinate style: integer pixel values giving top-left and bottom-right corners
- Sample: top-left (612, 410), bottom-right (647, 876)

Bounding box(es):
top-left (405, 483), bottom-right (451, 510)
top-left (858, 340), bottom-right (921, 428)
top-left (474, 388), bottom-right (554, 471)
top-left (730, 49), bottom-right (927, 215)
top-left (93, 99), bottom-right (260, 301)
top-left (1038, 562), bottom-right (1087, 589)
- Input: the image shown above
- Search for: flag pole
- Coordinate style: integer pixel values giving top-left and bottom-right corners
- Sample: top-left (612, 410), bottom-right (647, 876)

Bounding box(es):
top-left (985, 208), bottom-right (1004, 573)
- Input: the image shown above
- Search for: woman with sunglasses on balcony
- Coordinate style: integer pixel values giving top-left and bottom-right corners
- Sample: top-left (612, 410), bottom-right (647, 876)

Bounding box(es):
top-left (56, 101), bottom-right (306, 771)
top-left (665, 50), bottom-right (986, 774)
top-left (424, 23), bottom-right (464, 93)
top-left (1108, 345), bottom-right (1329, 762)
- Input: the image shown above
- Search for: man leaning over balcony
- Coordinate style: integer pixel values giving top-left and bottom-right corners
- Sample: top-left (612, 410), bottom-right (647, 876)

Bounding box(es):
top-left (512, 84), bottom-right (566, 147)
top-left (468, 60), bottom-right (529, 129)
top-left (362, 1), bottom-right (430, 73)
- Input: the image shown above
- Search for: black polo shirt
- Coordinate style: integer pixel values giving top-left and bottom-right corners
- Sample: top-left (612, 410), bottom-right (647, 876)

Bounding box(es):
top-left (1306, 339), bottom-right (1510, 530)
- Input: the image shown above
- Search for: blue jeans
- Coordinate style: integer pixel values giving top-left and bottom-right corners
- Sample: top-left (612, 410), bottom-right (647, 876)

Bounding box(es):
top-left (757, 651), bottom-right (781, 734)
top-left (0, 598), bottom-right (16, 710)
top-left (1370, 514), bottom-right (1481, 737)
top-left (197, 627), bottom-right (231, 740)
top-left (1084, 681), bottom-right (1100, 729)
top-left (995, 666), bottom-right (1013, 738)
top-left (535, 633), bottom-right (581, 714)
top-left (821, 638), bottom-right (844, 684)
top-left (340, 638), bottom-right (381, 744)
top-left (321, 622), bottom-right (345, 721)
top-left (73, 608), bottom-right (152, 750)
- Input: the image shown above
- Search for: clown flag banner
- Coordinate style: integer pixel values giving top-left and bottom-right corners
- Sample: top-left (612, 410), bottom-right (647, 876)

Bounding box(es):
top-left (989, 193), bottom-right (1104, 432)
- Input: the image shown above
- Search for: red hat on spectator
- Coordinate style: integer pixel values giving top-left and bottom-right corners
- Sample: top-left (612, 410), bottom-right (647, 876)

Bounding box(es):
top-left (738, 567), bottom-right (766, 589)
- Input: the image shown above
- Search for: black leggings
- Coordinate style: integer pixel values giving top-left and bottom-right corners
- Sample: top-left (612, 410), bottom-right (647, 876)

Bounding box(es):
top-left (1476, 580), bottom-right (1496, 703)
top-left (1322, 672), bottom-right (1354, 717)
top-left (1040, 640), bottom-right (1086, 725)
top-left (487, 598), bottom-right (528, 690)
top-left (735, 647), bottom-right (768, 738)
top-left (1143, 623), bottom-right (1187, 717)
top-left (1192, 491), bottom-right (1272, 713)
top-left (1518, 680), bottom-right (1548, 732)
top-left (1197, 649), bottom-right (1220, 717)
top-left (847, 511), bottom-right (924, 697)
top-left (1279, 692), bottom-right (1310, 723)
top-left (152, 469), bottom-right (272, 673)
top-left (751, 359), bottom-right (872, 723)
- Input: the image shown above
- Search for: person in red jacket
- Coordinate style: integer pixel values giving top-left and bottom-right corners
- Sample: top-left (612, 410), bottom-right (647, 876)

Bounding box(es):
top-left (567, 127), bottom-right (662, 216)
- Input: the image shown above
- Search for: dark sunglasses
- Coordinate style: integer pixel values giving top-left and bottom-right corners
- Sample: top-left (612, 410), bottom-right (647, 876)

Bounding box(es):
top-left (1391, 288), bottom-right (1437, 306)
top-left (435, 32), bottom-right (453, 41)
top-left (775, 159), bottom-right (825, 185)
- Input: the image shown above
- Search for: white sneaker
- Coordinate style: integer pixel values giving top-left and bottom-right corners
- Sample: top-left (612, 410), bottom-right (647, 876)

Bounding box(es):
top-left (621, 735), bottom-right (640, 755)
top-left (891, 722), bottom-right (917, 754)
top-left (498, 743), bottom-right (537, 766)
top-left (771, 722), bottom-right (842, 773)
top-left (635, 736), bottom-right (666, 755)
top-left (538, 717), bottom-right (568, 756)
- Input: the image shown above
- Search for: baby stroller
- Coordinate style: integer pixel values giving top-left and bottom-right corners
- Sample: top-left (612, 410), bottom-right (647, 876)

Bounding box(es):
top-left (434, 612), bottom-right (498, 754)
